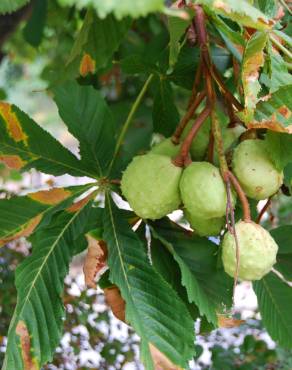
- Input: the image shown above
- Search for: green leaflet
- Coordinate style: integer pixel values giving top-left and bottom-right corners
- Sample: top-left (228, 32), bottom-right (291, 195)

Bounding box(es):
top-left (254, 272), bottom-right (292, 348)
top-left (197, 0), bottom-right (273, 30)
top-left (103, 194), bottom-right (195, 370)
top-left (57, 0), bottom-right (164, 19)
top-left (3, 202), bottom-right (96, 369)
top-left (52, 81), bottom-right (116, 177)
top-left (0, 0), bottom-right (30, 14)
top-left (150, 219), bottom-right (233, 326)
top-left (0, 184), bottom-right (93, 247)
top-left (265, 131), bottom-right (292, 171)
top-left (67, 10), bottom-right (130, 76)
top-left (0, 102), bottom-right (93, 178)
top-left (241, 32), bottom-right (268, 122)
top-left (152, 78), bottom-right (180, 136)
top-left (270, 225), bottom-right (292, 281)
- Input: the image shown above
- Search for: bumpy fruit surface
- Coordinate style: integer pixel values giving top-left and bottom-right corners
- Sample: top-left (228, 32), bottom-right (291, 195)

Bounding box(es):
top-left (151, 138), bottom-right (180, 157)
top-left (222, 221), bottom-right (278, 281)
top-left (180, 162), bottom-right (235, 218)
top-left (185, 210), bottom-right (224, 237)
top-left (121, 154), bottom-right (182, 220)
top-left (182, 119), bottom-right (211, 160)
top-left (233, 139), bottom-right (283, 200)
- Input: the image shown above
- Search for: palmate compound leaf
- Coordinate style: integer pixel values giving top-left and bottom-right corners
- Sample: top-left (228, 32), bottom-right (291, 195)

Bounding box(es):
top-left (150, 219), bottom-right (233, 326)
top-left (3, 196), bottom-right (98, 370)
top-left (0, 184), bottom-right (94, 247)
top-left (53, 80), bottom-right (116, 177)
top-left (66, 10), bottom-right (130, 77)
top-left (102, 193), bottom-right (195, 370)
top-left (254, 272), bottom-right (292, 348)
top-left (0, 102), bottom-right (95, 178)
top-left (0, 0), bottom-right (30, 14)
top-left (196, 0), bottom-right (273, 30)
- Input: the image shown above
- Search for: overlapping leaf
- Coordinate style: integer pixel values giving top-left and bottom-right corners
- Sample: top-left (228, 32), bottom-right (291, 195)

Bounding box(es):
top-left (67, 10), bottom-right (130, 76)
top-left (0, 184), bottom-right (92, 247)
top-left (241, 32), bottom-right (268, 122)
top-left (0, 0), bottom-right (30, 14)
top-left (150, 219), bottom-right (233, 326)
top-left (265, 131), bottom-right (292, 171)
top-left (152, 78), bottom-right (180, 136)
top-left (254, 272), bottom-right (292, 348)
top-left (102, 194), bottom-right (195, 370)
top-left (57, 0), bottom-right (164, 19)
top-left (53, 80), bottom-right (116, 177)
top-left (0, 102), bottom-right (92, 178)
top-left (197, 0), bottom-right (273, 30)
top-left (3, 200), bottom-right (96, 370)
top-left (270, 225), bottom-right (292, 281)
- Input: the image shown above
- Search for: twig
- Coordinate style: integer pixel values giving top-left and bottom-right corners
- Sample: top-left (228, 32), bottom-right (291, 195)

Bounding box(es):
top-left (108, 74), bottom-right (154, 174)
top-left (187, 59), bottom-right (203, 108)
top-left (172, 106), bottom-right (211, 167)
top-left (270, 35), bottom-right (292, 60)
top-left (172, 90), bottom-right (206, 144)
top-left (207, 130), bottom-right (214, 163)
top-left (227, 171), bottom-right (251, 222)
top-left (256, 198), bottom-right (272, 224)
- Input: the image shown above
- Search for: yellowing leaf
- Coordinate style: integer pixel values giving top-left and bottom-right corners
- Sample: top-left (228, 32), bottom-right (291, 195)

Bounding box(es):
top-left (15, 321), bottom-right (39, 370)
top-left (0, 102), bottom-right (28, 143)
top-left (79, 53), bottom-right (96, 77)
top-left (149, 344), bottom-right (183, 370)
top-left (218, 315), bottom-right (245, 328)
top-left (29, 188), bottom-right (71, 205)
top-left (0, 154), bottom-right (26, 169)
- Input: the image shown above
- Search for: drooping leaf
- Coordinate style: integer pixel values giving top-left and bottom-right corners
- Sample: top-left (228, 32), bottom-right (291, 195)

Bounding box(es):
top-left (265, 131), bottom-right (292, 171)
top-left (270, 225), bottom-right (292, 281)
top-left (197, 0), bottom-right (273, 30)
top-left (23, 0), bottom-right (47, 47)
top-left (0, 102), bottom-right (92, 178)
top-left (249, 85), bottom-right (292, 132)
top-left (241, 32), bottom-right (268, 122)
top-left (150, 219), bottom-right (233, 326)
top-left (52, 80), bottom-right (116, 177)
top-left (152, 78), bottom-right (180, 136)
top-left (57, 0), bottom-right (165, 19)
top-left (0, 184), bottom-right (92, 247)
top-left (3, 200), bottom-right (95, 370)
top-left (0, 0), bottom-right (30, 14)
top-left (254, 272), bottom-right (292, 348)
top-left (102, 194), bottom-right (195, 370)
top-left (67, 9), bottom-right (130, 76)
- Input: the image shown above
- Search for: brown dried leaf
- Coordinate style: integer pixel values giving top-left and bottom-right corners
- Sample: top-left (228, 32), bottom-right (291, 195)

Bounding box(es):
top-left (79, 53), bottom-right (96, 77)
top-left (0, 154), bottom-right (26, 169)
top-left (83, 236), bottom-right (107, 288)
top-left (29, 188), bottom-right (71, 205)
top-left (16, 321), bottom-right (39, 370)
top-left (218, 315), bottom-right (245, 328)
top-left (149, 344), bottom-right (183, 370)
top-left (104, 286), bottom-right (126, 323)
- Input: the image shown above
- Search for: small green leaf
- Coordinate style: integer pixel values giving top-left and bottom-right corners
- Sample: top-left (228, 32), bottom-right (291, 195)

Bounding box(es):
top-left (0, 0), bottom-right (30, 14)
top-left (168, 14), bottom-right (190, 68)
top-left (67, 10), bottom-right (130, 76)
top-left (265, 131), bottom-right (292, 171)
top-left (152, 78), bottom-right (180, 136)
top-left (197, 0), bottom-right (273, 30)
top-left (0, 102), bottom-right (92, 178)
top-left (242, 32), bottom-right (268, 122)
top-left (3, 202), bottom-right (94, 369)
top-left (57, 0), bottom-right (164, 19)
top-left (254, 272), bottom-right (292, 348)
top-left (103, 194), bottom-right (195, 369)
top-left (52, 80), bottom-right (116, 177)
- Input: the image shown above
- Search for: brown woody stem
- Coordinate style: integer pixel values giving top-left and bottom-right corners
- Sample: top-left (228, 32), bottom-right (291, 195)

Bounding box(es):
top-left (227, 171), bottom-right (251, 222)
top-left (172, 106), bottom-right (211, 167)
top-left (172, 90), bottom-right (206, 144)
top-left (256, 198), bottom-right (271, 224)
top-left (187, 59), bottom-right (203, 109)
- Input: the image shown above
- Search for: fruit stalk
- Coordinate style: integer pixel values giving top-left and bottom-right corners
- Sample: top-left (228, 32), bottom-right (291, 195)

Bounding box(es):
top-left (256, 198), bottom-right (271, 224)
top-left (227, 171), bottom-right (251, 222)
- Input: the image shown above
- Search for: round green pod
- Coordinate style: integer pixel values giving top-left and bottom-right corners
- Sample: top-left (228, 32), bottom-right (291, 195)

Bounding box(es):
top-left (121, 154), bottom-right (182, 220)
top-left (222, 220), bottom-right (278, 281)
top-left (151, 138), bottom-right (180, 158)
top-left (185, 210), bottom-right (225, 236)
top-left (181, 119), bottom-right (211, 160)
top-left (180, 162), bottom-right (235, 218)
top-left (233, 139), bottom-right (283, 200)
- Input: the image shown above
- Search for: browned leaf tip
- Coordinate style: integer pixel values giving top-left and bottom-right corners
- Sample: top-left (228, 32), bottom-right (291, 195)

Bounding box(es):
top-left (218, 315), bottom-right (245, 328)
top-left (83, 236), bottom-right (107, 288)
top-left (16, 321), bottom-right (39, 370)
top-left (149, 344), bottom-right (183, 370)
top-left (104, 286), bottom-right (126, 323)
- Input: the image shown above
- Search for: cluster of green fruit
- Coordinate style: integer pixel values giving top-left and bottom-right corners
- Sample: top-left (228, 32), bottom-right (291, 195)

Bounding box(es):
top-left (121, 120), bottom-right (283, 282)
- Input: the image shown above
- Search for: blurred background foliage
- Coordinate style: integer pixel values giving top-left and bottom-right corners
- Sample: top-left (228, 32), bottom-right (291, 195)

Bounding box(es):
top-left (0, 0), bottom-right (292, 368)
